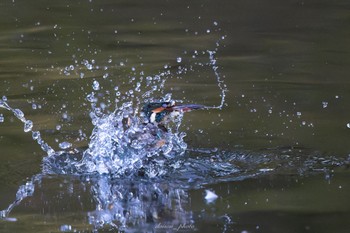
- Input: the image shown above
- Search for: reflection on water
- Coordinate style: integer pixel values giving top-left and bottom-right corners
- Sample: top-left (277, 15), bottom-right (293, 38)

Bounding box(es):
top-left (1, 149), bottom-right (348, 232)
top-left (88, 177), bottom-right (193, 231)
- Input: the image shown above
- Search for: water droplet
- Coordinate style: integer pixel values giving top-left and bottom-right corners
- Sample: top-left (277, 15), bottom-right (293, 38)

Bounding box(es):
top-left (62, 113), bottom-right (68, 120)
top-left (0, 114), bottom-right (4, 123)
top-left (86, 93), bottom-right (97, 103)
top-left (205, 190), bottom-right (218, 203)
top-left (176, 57), bottom-right (182, 63)
top-left (92, 80), bottom-right (100, 90)
top-left (32, 131), bottom-right (40, 140)
top-left (59, 141), bottom-right (72, 150)
top-left (24, 120), bottom-right (33, 132)
top-left (14, 109), bottom-right (24, 119)
top-left (60, 224), bottom-right (72, 232)
top-left (322, 101), bottom-right (328, 108)
top-left (347, 123), bottom-right (350, 128)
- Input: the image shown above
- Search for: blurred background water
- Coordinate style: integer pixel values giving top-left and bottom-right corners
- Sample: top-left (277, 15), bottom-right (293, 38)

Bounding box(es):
top-left (0, 0), bottom-right (350, 232)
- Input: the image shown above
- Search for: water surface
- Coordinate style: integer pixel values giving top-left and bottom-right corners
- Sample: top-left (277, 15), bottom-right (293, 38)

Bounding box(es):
top-left (1, 0), bottom-right (350, 232)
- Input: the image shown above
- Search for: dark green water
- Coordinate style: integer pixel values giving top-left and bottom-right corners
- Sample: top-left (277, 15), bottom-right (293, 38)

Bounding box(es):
top-left (1, 0), bottom-right (350, 232)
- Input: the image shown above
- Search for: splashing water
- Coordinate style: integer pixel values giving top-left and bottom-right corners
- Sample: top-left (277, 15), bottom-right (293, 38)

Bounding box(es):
top-left (0, 38), bottom-right (227, 178)
top-left (1, 36), bottom-right (347, 231)
top-left (0, 99), bottom-right (55, 156)
top-left (0, 40), bottom-right (231, 229)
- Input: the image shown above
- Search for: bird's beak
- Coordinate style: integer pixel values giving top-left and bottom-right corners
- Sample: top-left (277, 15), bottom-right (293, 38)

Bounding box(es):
top-left (171, 104), bottom-right (206, 112)
top-left (151, 107), bottom-right (165, 113)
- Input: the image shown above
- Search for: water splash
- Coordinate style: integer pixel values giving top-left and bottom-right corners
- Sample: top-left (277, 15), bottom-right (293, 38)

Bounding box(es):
top-left (0, 40), bottom-right (230, 230)
top-left (0, 174), bottom-right (40, 221)
top-left (0, 98), bottom-right (55, 156)
top-left (206, 36), bottom-right (227, 110)
top-left (1, 147), bottom-right (347, 231)
top-left (69, 102), bottom-right (187, 176)
top-left (73, 38), bottom-right (227, 177)
top-left (2, 36), bottom-right (348, 232)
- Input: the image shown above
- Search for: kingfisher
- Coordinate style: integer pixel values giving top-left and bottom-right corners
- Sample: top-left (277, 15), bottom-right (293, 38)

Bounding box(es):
top-left (142, 100), bottom-right (205, 131)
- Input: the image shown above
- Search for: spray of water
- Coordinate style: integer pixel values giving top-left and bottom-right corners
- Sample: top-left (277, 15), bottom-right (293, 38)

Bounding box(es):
top-left (0, 34), bottom-right (232, 229)
top-left (0, 98), bottom-right (55, 156)
top-left (0, 38), bottom-right (228, 178)
top-left (0, 39), bottom-right (230, 230)
top-left (206, 36), bottom-right (227, 110)
top-left (1, 35), bottom-right (348, 231)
